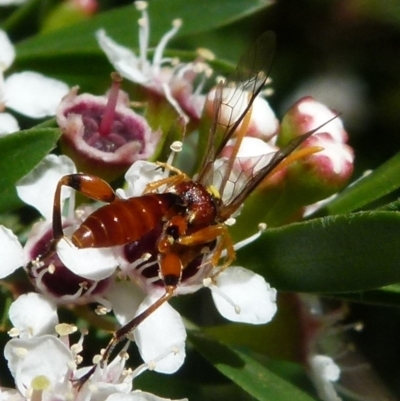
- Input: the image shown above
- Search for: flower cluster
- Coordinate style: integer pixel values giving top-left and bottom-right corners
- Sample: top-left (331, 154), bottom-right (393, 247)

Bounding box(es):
top-left (0, 1), bottom-right (357, 400)
top-left (2, 292), bottom-right (185, 401)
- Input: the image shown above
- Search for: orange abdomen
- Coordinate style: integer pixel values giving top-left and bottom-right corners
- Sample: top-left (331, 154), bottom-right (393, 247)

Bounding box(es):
top-left (72, 193), bottom-right (179, 248)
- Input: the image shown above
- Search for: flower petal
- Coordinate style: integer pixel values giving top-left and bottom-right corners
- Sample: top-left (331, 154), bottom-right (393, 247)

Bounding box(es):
top-left (123, 161), bottom-right (164, 197)
top-left (9, 293), bottom-right (58, 338)
top-left (4, 71), bottom-right (69, 118)
top-left (96, 29), bottom-right (147, 84)
top-left (4, 335), bottom-right (73, 395)
top-left (134, 293), bottom-right (186, 374)
top-left (56, 238), bottom-right (119, 280)
top-left (107, 281), bottom-right (144, 324)
top-left (0, 226), bottom-right (24, 278)
top-left (106, 390), bottom-right (188, 401)
top-left (211, 266), bottom-right (277, 324)
top-left (0, 29), bottom-right (15, 71)
top-left (16, 154), bottom-right (76, 220)
top-left (0, 112), bottom-right (19, 135)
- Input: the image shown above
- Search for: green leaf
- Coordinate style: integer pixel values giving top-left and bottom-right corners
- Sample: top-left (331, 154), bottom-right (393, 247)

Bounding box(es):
top-left (330, 284), bottom-right (400, 307)
top-left (0, 128), bottom-right (60, 213)
top-left (15, 0), bottom-right (271, 59)
top-left (314, 152), bottom-right (400, 215)
top-left (237, 211), bottom-right (400, 293)
top-left (188, 329), bottom-right (317, 401)
top-left (12, 0), bottom-right (270, 91)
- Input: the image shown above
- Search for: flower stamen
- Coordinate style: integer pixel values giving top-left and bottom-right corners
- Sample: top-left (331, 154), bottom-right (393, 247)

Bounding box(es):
top-left (233, 222), bottom-right (267, 251)
top-left (203, 278), bottom-right (241, 314)
top-left (153, 19), bottom-right (183, 73)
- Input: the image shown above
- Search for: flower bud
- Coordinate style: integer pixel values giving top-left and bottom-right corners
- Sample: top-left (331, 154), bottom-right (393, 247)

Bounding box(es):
top-left (202, 87), bottom-right (278, 141)
top-left (281, 132), bottom-right (354, 205)
top-left (57, 76), bottom-right (160, 181)
top-left (41, 0), bottom-right (98, 33)
top-left (278, 96), bottom-right (348, 146)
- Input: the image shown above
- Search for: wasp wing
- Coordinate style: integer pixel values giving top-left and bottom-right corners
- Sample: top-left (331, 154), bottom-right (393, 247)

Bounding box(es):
top-left (197, 31), bottom-right (276, 185)
top-left (217, 117), bottom-right (339, 221)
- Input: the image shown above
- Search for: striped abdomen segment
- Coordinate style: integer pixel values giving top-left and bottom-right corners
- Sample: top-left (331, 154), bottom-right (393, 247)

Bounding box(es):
top-left (72, 193), bottom-right (180, 248)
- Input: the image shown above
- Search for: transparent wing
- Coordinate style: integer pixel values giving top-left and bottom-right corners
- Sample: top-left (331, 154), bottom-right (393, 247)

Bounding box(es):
top-left (217, 117), bottom-right (339, 221)
top-left (197, 31), bottom-right (276, 186)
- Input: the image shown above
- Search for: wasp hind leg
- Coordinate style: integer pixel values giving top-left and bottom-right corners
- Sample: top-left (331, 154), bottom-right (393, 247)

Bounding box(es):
top-left (27, 174), bottom-right (118, 276)
top-left (52, 174), bottom-right (117, 241)
top-left (74, 286), bottom-right (176, 389)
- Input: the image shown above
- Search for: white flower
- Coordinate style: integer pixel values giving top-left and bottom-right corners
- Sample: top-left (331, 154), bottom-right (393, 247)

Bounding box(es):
top-left (0, 29), bottom-right (69, 135)
top-left (3, 330), bottom-right (155, 401)
top-left (96, 1), bottom-right (207, 121)
top-left (4, 335), bottom-right (75, 399)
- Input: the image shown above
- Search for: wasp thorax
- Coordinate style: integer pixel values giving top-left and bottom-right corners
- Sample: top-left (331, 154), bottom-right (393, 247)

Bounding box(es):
top-left (174, 181), bottom-right (217, 230)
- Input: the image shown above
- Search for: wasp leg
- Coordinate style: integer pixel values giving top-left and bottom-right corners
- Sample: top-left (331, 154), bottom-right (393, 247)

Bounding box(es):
top-left (74, 286), bottom-right (175, 389)
top-left (144, 172), bottom-right (188, 193)
top-left (177, 224), bottom-right (236, 271)
top-left (52, 174), bottom-right (117, 241)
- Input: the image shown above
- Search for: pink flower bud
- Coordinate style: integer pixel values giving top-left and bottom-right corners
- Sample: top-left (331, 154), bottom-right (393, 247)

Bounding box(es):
top-left (284, 132), bottom-right (354, 204)
top-left (279, 96), bottom-right (348, 146)
top-left (57, 78), bottom-right (160, 181)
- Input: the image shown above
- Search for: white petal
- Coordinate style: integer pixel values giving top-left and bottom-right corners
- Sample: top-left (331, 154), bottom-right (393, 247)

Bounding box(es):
top-left (134, 293), bottom-right (186, 374)
top-left (297, 99), bottom-right (345, 143)
top-left (9, 293), bottom-right (58, 338)
top-left (16, 154), bottom-right (76, 220)
top-left (0, 112), bottom-right (19, 135)
top-left (56, 238), bottom-right (119, 280)
top-left (107, 281), bottom-right (144, 324)
top-left (0, 388), bottom-right (24, 401)
top-left (96, 30), bottom-right (147, 84)
top-left (0, 29), bottom-right (15, 71)
top-left (0, 226), bottom-right (24, 278)
top-left (211, 266), bottom-right (277, 324)
top-left (249, 96), bottom-right (279, 140)
top-left (123, 161), bottom-right (164, 197)
top-left (4, 71), bottom-right (69, 118)
top-left (106, 391), bottom-right (187, 401)
top-left (4, 335), bottom-right (73, 394)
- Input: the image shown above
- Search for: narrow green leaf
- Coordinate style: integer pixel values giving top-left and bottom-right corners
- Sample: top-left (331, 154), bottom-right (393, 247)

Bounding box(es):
top-left (188, 329), bottom-right (317, 401)
top-left (237, 211), bottom-right (400, 293)
top-left (330, 284), bottom-right (400, 307)
top-left (314, 152), bottom-right (400, 215)
top-left (0, 128), bottom-right (60, 212)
